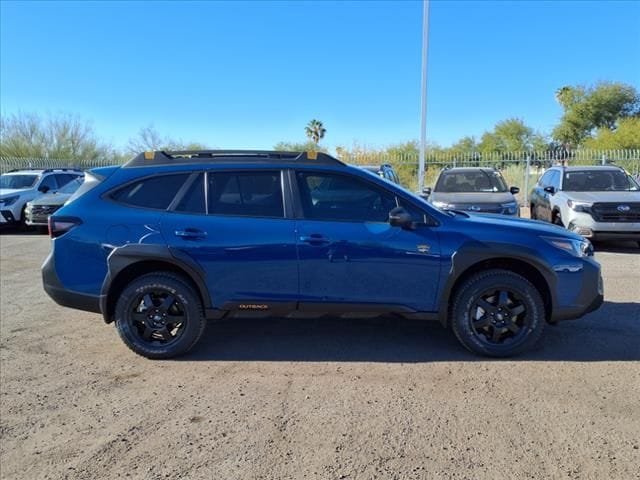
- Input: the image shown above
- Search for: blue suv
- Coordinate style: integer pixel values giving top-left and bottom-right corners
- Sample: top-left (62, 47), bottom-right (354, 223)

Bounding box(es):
top-left (42, 150), bottom-right (603, 359)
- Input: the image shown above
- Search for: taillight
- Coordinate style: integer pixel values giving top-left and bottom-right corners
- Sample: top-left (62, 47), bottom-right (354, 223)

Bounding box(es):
top-left (48, 216), bottom-right (82, 238)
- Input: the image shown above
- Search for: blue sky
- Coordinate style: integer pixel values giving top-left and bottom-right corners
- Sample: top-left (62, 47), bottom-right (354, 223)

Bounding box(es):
top-left (1, 0), bottom-right (639, 152)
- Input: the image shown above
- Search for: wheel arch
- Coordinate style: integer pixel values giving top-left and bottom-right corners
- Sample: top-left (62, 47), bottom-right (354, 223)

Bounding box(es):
top-left (100, 245), bottom-right (212, 323)
top-left (439, 255), bottom-right (553, 327)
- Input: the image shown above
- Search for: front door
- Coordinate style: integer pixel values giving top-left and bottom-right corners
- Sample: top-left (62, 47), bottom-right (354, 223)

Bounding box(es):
top-left (294, 170), bottom-right (441, 312)
top-left (160, 170), bottom-right (298, 309)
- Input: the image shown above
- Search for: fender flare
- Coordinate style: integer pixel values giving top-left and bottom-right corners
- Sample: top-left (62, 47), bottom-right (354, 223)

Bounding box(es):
top-left (99, 243), bottom-right (212, 322)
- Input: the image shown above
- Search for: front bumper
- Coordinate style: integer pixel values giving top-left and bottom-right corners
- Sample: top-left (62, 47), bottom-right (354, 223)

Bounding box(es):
top-left (42, 249), bottom-right (101, 313)
top-left (551, 259), bottom-right (604, 322)
top-left (0, 209), bottom-right (18, 224)
top-left (565, 211), bottom-right (640, 240)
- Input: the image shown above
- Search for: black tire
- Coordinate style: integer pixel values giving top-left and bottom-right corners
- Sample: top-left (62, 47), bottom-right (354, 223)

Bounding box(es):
top-left (451, 269), bottom-right (545, 357)
top-left (552, 210), bottom-right (563, 227)
top-left (529, 204), bottom-right (537, 220)
top-left (19, 205), bottom-right (30, 231)
top-left (114, 272), bottom-right (206, 359)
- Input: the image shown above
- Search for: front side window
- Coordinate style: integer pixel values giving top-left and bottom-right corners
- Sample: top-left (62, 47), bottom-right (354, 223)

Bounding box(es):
top-left (538, 170), bottom-right (554, 188)
top-left (297, 172), bottom-right (397, 222)
top-left (39, 174), bottom-right (59, 191)
top-left (58, 177), bottom-right (84, 194)
top-left (111, 173), bottom-right (190, 210)
top-left (435, 170), bottom-right (507, 193)
top-left (563, 170), bottom-right (638, 192)
top-left (207, 171), bottom-right (283, 218)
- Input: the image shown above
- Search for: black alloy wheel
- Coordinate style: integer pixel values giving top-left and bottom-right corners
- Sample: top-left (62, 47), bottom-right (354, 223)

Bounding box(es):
top-left (469, 288), bottom-right (529, 346)
top-left (114, 272), bottom-right (206, 359)
top-left (451, 269), bottom-right (545, 357)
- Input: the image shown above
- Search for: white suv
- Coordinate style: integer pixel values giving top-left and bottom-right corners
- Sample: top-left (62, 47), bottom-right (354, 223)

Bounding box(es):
top-left (529, 165), bottom-right (640, 244)
top-left (0, 169), bottom-right (83, 227)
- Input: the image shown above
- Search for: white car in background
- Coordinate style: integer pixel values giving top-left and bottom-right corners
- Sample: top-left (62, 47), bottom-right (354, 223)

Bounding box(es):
top-left (0, 169), bottom-right (83, 227)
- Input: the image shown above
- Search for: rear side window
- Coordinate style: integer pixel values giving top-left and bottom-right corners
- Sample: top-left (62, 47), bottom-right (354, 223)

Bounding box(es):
top-left (112, 174), bottom-right (189, 210)
top-left (174, 173), bottom-right (205, 214)
top-left (208, 171), bottom-right (283, 218)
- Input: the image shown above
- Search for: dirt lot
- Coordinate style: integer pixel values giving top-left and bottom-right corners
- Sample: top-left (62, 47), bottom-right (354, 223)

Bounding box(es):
top-left (0, 231), bottom-right (639, 480)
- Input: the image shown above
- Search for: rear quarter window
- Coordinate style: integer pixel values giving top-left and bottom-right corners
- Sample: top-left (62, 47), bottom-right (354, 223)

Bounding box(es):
top-left (111, 174), bottom-right (190, 210)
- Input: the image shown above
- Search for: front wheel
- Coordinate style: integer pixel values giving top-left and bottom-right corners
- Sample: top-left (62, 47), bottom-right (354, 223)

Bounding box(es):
top-left (114, 272), bottom-right (206, 359)
top-left (451, 270), bottom-right (545, 357)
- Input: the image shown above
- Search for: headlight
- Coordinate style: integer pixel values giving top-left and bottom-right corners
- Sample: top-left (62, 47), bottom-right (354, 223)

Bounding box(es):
top-left (501, 202), bottom-right (518, 214)
top-left (1, 195), bottom-right (20, 206)
top-left (432, 200), bottom-right (451, 209)
top-left (567, 200), bottom-right (592, 213)
top-left (542, 236), bottom-right (593, 257)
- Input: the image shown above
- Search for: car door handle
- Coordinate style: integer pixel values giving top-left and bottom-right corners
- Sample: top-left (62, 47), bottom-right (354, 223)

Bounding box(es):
top-left (175, 228), bottom-right (208, 240)
top-left (299, 234), bottom-right (331, 245)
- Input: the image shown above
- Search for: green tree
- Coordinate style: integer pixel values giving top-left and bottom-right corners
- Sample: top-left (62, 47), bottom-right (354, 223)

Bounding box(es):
top-left (583, 117), bottom-right (640, 150)
top-left (478, 118), bottom-right (547, 153)
top-left (552, 81), bottom-right (640, 147)
top-left (273, 140), bottom-right (326, 152)
top-left (126, 125), bottom-right (207, 154)
top-left (0, 112), bottom-right (115, 160)
top-left (304, 119), bottom-right (326, 145)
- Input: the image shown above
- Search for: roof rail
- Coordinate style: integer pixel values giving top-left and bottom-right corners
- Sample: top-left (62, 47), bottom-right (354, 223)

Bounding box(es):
top-left (124, 150), bottom-right (345, 168)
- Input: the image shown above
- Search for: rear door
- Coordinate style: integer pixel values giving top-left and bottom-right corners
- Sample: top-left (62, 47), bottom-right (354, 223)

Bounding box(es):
top-left (293, 170), bottom-right (441, 312)
top-left (160, 170), bottom-right (299, 310)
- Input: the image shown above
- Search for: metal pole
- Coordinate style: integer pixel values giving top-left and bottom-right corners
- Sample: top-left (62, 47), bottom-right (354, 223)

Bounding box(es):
top-left (523, 155), bottom-right (531, 206)
top-left (418, 0), bottom-right (430, 192)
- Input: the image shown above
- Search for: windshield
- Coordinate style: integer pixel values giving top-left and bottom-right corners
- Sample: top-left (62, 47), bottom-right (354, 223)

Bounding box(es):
top-left (435, 170), bottom-right (508, 193)
top-left (562, 170), bottom-right (639, 192)
top-left (0, 174), bottom-right (39, 189)
top-left (58, 177), bottom-right (84, 194)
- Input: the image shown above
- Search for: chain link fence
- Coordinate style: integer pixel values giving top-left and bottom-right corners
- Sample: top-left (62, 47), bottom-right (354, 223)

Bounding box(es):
top-left (2, 149), bottom-right (639, 206)
top-left (340, 149), bottom-right (640, 205)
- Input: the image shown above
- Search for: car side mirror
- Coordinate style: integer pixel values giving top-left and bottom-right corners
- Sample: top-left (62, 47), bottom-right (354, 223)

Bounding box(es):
top-left (389, 207), bottom-right (414, 229)
top-left (422, 187), bottom-right (431, 196)
top-left (510, 186), bottom-right (520, 195)
top-left (543, 186), bottom-right (555, 194)
top-left (38, 185), bottom-right (50, 193)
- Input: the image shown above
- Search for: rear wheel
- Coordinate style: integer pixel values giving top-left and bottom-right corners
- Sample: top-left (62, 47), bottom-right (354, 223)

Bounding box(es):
top-left (114, 272), bottom-right (206, 359)
top-left (451, 270), bottom-right (545, 357)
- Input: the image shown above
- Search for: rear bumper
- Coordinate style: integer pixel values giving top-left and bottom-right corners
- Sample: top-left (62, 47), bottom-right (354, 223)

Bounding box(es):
top-left (42, 250), bottom-right (101, 313)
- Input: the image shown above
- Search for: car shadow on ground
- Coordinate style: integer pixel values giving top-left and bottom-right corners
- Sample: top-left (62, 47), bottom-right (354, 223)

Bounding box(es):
top-left (181, 301), bottom-right (640, 363)
top-left (0, 226), bottom-right (46, 236)
top-left (593, 240), bottom-right (639, 254)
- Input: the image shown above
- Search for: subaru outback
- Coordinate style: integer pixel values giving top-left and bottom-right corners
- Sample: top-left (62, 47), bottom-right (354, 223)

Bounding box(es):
top-left (42, 150), bottom-right (603, 359)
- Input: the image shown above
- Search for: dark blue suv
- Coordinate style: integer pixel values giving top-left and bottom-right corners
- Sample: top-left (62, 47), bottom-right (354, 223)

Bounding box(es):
top-left (42, 150), bottom-right (603, 359)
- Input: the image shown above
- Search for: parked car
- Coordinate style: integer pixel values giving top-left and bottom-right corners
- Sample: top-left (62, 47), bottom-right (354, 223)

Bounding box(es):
top-left (425, 167), bottom-right (520, 216)
top-left (356, 164), bottom-right (401, 184)
top-left (0, 168), bottom-right (83, 227)
top-left (43, 150), bottom-right (602, 359)
top-left (25, 176), bottom-right (85, 227)
top-left (529, 165), bottom-right (640, 245)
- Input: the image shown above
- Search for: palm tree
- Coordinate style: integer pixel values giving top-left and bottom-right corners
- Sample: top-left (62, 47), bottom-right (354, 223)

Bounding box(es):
top-left (305, 119), bottom-right (326, 145)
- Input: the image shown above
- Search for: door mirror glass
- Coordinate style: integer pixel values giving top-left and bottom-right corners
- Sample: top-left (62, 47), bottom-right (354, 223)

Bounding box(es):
top-left (543, 186), bottom-right (556, 194)
top-left (422, 187), bottom-right (431, 196)
top-left (389, 207), bottom-right (414, 229)
top-left (510, 186), bottom-right (520, 195)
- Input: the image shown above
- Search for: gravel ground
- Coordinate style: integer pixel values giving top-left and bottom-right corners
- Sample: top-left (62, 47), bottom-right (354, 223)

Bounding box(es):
top-left (1, 231), bottom-right (639, 480)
